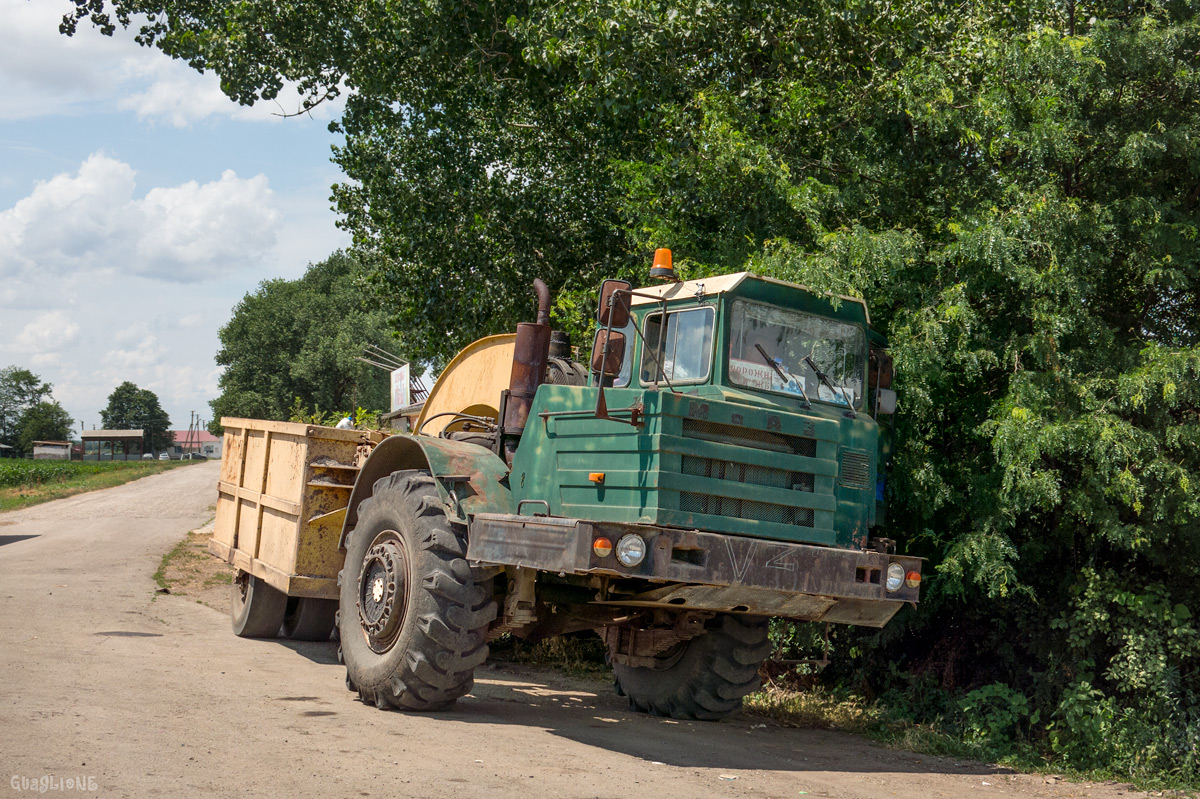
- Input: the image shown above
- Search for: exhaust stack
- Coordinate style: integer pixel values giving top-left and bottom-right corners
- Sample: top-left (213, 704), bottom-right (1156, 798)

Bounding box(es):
top-left (502, 279), bottom-right (552, 464)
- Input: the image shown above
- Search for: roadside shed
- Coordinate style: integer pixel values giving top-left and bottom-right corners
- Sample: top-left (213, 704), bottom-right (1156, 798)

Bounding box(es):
top-left (82, 429), bottom-right (144, 461)
top-left (33, 441), bottom-right (71, 460)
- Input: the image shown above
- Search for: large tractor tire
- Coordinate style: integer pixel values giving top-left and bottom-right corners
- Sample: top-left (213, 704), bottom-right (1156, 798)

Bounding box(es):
top-left (281, 597), bottom-right (338, 641)
top-left (338, 470), bottom-right (497, 711)
top-left (231, 572), bottom-right (287, 638)
top-left (612, 614), bottom-right (771, 721)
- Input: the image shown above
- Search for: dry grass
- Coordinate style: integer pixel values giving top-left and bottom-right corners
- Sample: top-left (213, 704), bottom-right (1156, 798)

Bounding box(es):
top-left (154, 526), bottom-right (233, 611)
top-left (744, 681), bottom-right (887, 732)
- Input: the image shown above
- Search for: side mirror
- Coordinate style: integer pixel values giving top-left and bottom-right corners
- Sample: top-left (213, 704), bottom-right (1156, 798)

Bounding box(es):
top-left (597, 279), bottom-right (632, 329)
top-left (868, 347), bottom-right (894, 390)
top-left (591, 329), bottom-right (627, 377)
top-left (875, 388), bottom-right (897, 416)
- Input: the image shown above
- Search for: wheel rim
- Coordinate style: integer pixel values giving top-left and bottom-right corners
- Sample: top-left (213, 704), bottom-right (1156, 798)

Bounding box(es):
top-left (357, 530), bottom-right (408, 654)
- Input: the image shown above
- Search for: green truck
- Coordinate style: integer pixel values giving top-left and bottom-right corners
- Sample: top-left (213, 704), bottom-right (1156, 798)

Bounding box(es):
top-left (214, 250), bottom-right (921, 721)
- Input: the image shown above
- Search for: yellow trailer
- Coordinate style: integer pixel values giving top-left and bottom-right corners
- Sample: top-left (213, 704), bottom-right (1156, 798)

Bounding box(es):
top-left (208, 418), bottom-right (383, 640)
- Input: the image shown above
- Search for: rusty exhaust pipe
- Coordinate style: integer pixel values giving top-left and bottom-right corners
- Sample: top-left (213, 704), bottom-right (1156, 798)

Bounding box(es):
top-left (502, 279), bottom-right (552, 465)
top-left (533, 278), bottom-right (550, 325)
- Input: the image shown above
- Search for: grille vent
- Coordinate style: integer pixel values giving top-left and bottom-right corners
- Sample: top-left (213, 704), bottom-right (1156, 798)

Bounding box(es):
top-left (679, 492), bottom-right (815, 528)
top-left (838, 449), bottom-right (872, 489)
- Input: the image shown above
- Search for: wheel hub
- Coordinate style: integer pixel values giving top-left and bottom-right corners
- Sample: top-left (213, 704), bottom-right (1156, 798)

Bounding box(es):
top-left (357, 533), bottom-right (407, 653)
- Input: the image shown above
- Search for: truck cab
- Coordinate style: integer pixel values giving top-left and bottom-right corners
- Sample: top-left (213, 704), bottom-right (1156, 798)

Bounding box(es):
top-left (507, 272), bottom-right (892, 552)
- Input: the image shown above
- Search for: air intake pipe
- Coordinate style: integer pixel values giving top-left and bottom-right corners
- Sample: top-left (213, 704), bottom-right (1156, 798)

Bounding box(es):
top-left (502, 279), bottom-right (552, 464)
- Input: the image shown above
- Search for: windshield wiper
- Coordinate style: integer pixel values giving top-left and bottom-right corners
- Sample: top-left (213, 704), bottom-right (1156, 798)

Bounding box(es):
top-left (754, 344), bottom-right (812, 409)
top-left (802, 355), bottom-right (857, 418)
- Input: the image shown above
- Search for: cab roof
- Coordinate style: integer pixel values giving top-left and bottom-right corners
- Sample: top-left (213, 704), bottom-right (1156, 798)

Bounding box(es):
top-left (629, 271), bottom-right (871, 325)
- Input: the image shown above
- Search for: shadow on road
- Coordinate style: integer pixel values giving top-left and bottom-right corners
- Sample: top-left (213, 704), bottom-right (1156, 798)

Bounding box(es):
top-left (0, 534), bottom-right (39, 547)
top-left (276, 639), bottom-right (341, 666)
top-left (270, 649), bottom-right (1003, 777)
top-left (451, 682), bottom-right (1000, 775)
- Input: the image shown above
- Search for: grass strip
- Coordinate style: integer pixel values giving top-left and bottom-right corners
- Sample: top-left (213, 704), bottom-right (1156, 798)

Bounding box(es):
top-left (0, 460), bottom-right (195, 513)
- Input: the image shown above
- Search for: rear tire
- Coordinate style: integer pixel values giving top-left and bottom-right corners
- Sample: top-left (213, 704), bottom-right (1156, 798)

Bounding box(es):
top-left (231, 572), bottom-right (287, 638)
top-left (338, 470), bottom-right (496, 711)
top-left (612, 614), bottom-right (770, 721)
top-left (281, 597), bottom-right (338, 641)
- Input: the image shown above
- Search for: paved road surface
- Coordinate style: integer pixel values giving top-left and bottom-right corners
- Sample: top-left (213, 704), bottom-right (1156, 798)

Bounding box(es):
top-left (0, 462), bottom-right (1140, 798)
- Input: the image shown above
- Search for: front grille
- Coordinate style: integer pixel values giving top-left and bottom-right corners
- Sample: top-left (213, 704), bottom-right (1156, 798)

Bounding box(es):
top-left (679, 492), bottom-right (816, 527)
top-left (682, 419), bottom-right (816, 457)
top-left (677, 418), bottom-right (819, 528)
top-left (681, 455), bottom-right (814, 492)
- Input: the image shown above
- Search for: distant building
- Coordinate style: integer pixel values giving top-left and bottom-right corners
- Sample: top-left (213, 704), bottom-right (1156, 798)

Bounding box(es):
top-left (0, 443), bottom-right (14, 459)
top-left (171, 429), bottom-right (222, 459)
top-left (32, 441), bottom-right (71, 460)
top-left (82, 429), bottom-right (145, 461)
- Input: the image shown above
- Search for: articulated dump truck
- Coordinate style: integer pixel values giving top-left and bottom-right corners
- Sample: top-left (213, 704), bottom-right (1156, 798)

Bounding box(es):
top-left (210, 250), bottom-right (921, 721)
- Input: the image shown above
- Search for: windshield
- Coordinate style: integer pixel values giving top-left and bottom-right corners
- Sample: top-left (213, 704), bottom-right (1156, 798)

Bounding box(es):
top-left (727, 300), bottom-right (865, 407)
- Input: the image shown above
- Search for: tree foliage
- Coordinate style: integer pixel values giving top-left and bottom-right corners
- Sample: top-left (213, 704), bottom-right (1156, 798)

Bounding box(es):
top-left (100, 382), bottom-right (172, 454)
top-left (0, 366), bottom-right (52, 452)
top-left (65, 0), bottom-right (1200, 779)
top-left (208, 251), bottom-right (393, 431)
top-left (16, 401), bottom-right (74, 456)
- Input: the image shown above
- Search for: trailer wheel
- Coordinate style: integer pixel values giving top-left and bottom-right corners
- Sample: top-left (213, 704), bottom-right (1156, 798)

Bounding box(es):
top-left (611, 614), bottom-right (771, 721)
top-left (338, 470), bottom-right (496, 711)
top-left (281, 597), bottom-right (337, 641)
top-left (231, 571), bottom-right (287, 638)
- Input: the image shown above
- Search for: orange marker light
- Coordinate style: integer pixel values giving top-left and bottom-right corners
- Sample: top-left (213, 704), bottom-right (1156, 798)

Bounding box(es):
top-left (593, 537), bottom-right (613, 558)
top-left (905, 571), bottom-right (922, 588)
top-left (588, 472), bottom-right (605, 483)
top-left (649, 248), bottom-right (677, 281)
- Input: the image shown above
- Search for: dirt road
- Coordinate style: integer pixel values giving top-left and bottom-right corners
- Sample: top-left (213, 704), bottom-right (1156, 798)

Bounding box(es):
top-left (0, 462), bottom-right (1141, 798)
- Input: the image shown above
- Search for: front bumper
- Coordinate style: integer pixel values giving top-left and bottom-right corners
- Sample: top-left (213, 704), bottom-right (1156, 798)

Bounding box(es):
top-left (467, 513), bottom-right (921, 628)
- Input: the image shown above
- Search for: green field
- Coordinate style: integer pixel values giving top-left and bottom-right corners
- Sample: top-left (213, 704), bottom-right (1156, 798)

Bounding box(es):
top-left (0, 459), bottom-right (194, 512)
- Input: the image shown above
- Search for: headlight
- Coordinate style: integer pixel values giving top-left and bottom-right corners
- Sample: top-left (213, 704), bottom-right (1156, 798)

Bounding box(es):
top-left (885, 562), bottom-right (905, 592)
top-left (615, 534), bottom-right (646, 567)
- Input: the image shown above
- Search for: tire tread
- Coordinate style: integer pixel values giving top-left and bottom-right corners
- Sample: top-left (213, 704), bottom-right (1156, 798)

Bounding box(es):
top-left (338, 470), bottom-right (496, 712)
top-left (612, 614), bottom-right (769, 721)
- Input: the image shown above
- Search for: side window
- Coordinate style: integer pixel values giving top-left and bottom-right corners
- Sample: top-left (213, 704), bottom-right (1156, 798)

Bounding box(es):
top-left (640, 307), bottom-right (715, 384)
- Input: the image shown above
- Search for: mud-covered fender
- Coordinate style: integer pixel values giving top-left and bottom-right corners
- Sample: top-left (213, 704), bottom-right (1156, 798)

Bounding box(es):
top-left (337, 434), bottom-right (513, 549)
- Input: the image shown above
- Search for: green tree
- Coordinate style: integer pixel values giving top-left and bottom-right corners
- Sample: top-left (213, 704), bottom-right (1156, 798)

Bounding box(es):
top-left (100, 382), bottom-right (172, 454)
top-left (16, 401), bottom-right (75, 456)
top-left (64, 0), bottom-right (1200, 779)
top-left (0, 366), bottom-right (51, 451)
top-left (209, 251), bottom-right (393, 431)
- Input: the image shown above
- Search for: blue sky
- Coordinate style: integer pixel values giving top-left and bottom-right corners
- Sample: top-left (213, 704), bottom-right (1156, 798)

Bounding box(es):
top-left (0, 0), bottom-right (351, 433)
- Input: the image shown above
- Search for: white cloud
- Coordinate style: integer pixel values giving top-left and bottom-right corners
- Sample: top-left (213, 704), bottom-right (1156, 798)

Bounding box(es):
top-left (0, 1), bottom-right (143, 110)
top-left (0, 0), bottom-right (342, 126)
top-left (104, 334), bottom-right (166, 371)
top-left (113, 323), bottom-right (152, 347)
top-left (137, 170), bottom-right (278, 280)
top-left (15, 310), bottom-right (81, 354)
top-left (116, 57), bottom-right (342, 128)
top-left (0, 152), bottom-right (279, 283)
